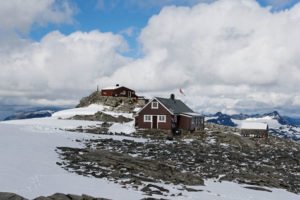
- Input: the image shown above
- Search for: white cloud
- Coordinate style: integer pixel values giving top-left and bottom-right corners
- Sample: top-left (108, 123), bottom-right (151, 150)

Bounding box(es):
top-left (0, 0), bottom-right (74, 33)
top-left (99, 0), bottom-right (300, 115)
top-left (2, 0), bottom-right (300, 116)
top-left (0, 30), bottom-right (130, 106)
top-left (119, 26), bottom-right (138, 37)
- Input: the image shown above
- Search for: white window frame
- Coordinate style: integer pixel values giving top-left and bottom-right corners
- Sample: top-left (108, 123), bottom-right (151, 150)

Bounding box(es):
top-left (151, 101), bottom-right (159, 109)
top-left (144, 115), bottom-right (152, 122)
top-left (158, 115), bottom-right (166, 122)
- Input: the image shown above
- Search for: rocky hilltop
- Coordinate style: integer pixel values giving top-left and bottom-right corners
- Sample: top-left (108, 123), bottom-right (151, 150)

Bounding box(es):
top-left (76, 91), bottom-right (138, 113)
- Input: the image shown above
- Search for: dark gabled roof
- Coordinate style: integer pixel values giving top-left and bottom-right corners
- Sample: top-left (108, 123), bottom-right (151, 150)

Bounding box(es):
top-left (101, 86), bottom-right (135, 91)
top-left (155, 97), bottom-right (194, 114)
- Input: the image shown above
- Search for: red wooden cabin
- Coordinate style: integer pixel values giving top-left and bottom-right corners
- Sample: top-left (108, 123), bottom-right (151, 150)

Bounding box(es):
top-left (135, 94), bottom-right (204, 132)
top-left (101, 84), bottom-right (137, 98)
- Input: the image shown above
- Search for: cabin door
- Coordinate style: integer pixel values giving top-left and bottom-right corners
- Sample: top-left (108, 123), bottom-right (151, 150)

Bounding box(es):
top-left (152, 116), bottom-right (158, 129)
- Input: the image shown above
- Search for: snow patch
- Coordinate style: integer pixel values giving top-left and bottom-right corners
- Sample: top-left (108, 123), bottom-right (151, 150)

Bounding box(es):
top-left (108, 121), bottom-right (136, 135)
top-left (0, 123), bottom-right (143, 200)
top-left (52, 104), bottom-right (107, 119)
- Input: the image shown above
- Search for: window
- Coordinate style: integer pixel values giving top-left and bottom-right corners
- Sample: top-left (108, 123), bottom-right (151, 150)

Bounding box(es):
top-left (158, 115), bottom-right (166, 122)
top-left (151, 102), bottom-right (158, 109)
top-left (120, 90), bottom-right (126, 95)
top-left (144, 115), bottom-right (152, 122)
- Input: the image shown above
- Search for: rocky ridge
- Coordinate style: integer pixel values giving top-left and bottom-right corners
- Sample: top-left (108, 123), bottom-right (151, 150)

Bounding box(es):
top-left (76, 91), bottom-right (138, 113)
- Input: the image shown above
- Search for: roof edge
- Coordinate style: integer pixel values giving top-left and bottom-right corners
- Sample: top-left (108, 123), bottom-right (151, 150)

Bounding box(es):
top-left (136, 98), bottom-right (174, 115)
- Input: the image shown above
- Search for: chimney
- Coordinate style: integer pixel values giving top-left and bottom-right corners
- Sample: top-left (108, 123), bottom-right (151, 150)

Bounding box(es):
top-left (170, 94), bottom-right (175, 101)
top-left (116, 84), bottom-right (119, 87)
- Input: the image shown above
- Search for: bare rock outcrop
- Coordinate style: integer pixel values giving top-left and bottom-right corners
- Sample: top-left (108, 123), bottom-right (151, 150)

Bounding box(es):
top-left (57, 147), bottom-right (204, 187)
top-left (68, 111), bottom-right (132, 123)
top-left (76, 91), bottom-right (136, 113)
top-left (57, 123), bottom-right (300, 194)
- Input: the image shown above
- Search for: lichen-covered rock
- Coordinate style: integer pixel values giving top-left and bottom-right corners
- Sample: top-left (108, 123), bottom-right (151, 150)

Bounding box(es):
top-left (57, 147), bottom-right (204, 186)
top-left (76, 91), bottom-right (137, 113)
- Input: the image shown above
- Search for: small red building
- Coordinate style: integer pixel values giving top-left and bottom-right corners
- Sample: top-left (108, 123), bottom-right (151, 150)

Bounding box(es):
top-left (135, 94), bottom-right (204, 132)
top-left (101, 85), bottom-right (137, 98)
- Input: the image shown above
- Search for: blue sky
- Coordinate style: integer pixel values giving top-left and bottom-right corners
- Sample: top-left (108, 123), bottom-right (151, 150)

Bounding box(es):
top-left (29, 0), bottom-right (300, 62)
top-left (29, 0), bottom-right (164, 57)
top-left (29, 0), bottom-right (300, 57)
top-left (2, 0), bottom-right (300, 118)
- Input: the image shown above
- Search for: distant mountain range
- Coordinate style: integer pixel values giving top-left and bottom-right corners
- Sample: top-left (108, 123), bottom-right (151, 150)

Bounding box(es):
top-left (206, 111), bottom-right (300, 141)
top-left (3, 106), bottom-right (65, 121)
top-left (206, 111), bottom-right (300, 127)
top-left (206, 112), bottom-right (236, 127)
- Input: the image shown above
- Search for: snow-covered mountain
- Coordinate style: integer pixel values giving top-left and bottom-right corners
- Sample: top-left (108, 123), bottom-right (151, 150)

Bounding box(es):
top-left (206, 111), bottom-right (300, 141)
top-left (3, 107), bottom-right (65, 121)
top-left (206, 112), bottom-right (236, 127)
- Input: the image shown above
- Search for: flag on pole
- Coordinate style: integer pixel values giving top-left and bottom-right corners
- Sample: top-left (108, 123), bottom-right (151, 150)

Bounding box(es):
top-left (179, 88), bottom-right (185, 96)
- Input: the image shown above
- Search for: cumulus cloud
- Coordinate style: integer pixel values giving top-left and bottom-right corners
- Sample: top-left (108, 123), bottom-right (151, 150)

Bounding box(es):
top-left (2, 0), bottom-right (300, 116)
top-left (100, 0), bottom-right (300, 115)
top-left (0, 30), bottom-right (130, 106)
top-left (0, 1), bottom-right (131, 108)
top-left (0, 0), bottom-right (76, 68)
top-left (0, 0), bottom-right (74, 33)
